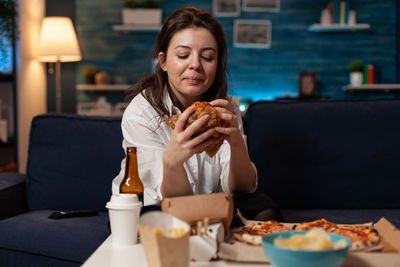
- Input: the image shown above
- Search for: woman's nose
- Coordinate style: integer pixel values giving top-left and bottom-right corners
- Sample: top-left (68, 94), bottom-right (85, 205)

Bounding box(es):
top-left (189, 56), bottom-right (201, 70)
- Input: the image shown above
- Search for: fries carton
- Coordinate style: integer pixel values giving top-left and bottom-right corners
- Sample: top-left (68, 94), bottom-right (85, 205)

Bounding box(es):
top-left (138, 211), bottom-right (191, 267)
top-left (161, 192), bottom-right (234, 232)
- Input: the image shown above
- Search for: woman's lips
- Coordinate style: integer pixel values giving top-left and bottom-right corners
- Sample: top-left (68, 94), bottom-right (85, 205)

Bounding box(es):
top-left (185, 77), bottom-right (203, 84)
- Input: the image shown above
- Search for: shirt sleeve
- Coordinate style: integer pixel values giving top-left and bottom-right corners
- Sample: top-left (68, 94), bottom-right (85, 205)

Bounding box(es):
top-left (112, 104), bottom-right (167, 206)
top-left (218, 97), bottom-right (258, 194)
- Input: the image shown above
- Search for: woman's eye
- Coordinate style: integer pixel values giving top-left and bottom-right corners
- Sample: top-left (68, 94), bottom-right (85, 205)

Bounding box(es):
top-left (202, 56), bottom-right (213, 62)
top-left (177, 55), bottom-right (188, 59)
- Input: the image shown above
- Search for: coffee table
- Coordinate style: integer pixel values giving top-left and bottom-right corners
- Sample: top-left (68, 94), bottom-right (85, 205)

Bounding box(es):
top-left (82, 235), bottom-right (273, 267)
top-left (82, 235), bottom-right (400, 267)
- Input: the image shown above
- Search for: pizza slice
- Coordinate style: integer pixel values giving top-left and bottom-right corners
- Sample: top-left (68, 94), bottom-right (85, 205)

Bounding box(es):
top-left (334, 225), bottom-right (380, 251)
top-left (294, 219), bottom-right (381, 251)
top-left (295, 218), bottom-right (338, 232)
top-left (165, 101), bottom-right (226, 157)
top-left (234, 220), bottom-right (292, 246)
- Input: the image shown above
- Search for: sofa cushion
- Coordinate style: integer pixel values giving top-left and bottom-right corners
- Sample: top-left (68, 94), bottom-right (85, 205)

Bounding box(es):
top-left (0, 250), bottom-right (80, 267)
top-left (244, 99), bottom-right (400, 209)
top-left (0, 210), bottom-right (109, 263)
top-left (281, 209), bottom-right (400, 229)
top-left (0, 173), bottom-right (27, 220)
top-left (26, 113), bottom-right (124, 211)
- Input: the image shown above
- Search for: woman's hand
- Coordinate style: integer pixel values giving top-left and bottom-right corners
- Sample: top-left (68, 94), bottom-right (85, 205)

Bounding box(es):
top-left (211, 97), bottom-right (257, 194)
top-left (210, 98), bottom-right (244, 147)
top-left (163, 105), bottom-right (217, 167)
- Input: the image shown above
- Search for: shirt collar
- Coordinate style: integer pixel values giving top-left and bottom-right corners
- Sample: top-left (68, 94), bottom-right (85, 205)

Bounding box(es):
top-left (162, 89), bottom-right (181, 116)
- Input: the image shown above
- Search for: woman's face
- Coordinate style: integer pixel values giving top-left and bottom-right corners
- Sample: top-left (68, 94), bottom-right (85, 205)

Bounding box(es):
top-left (159, 27), bottom-right (218, 108)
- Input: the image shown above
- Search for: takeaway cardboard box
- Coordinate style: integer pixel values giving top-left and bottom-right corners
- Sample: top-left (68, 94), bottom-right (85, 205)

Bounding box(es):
top-left (218, 217), bottom-right (400, 267)
top-left (342, 218), bottom-right (400, 267)
top-left (161, 192), bottom-right (234, 232)
top-left (161, 193), bottom-right (233, 261)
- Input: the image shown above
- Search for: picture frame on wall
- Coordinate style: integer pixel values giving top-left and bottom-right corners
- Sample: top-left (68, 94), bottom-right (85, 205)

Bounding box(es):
top-left (213, 0), bottom-right (240, 17)
top-left (299, 73), bottom-right (317, 98)
top-left (234, 20), bottom-right (271, 49)
top-left (243, 0), bottom-right (280, 12)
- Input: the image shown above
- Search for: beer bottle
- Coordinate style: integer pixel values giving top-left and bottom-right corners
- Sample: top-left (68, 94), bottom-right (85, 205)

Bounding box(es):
top-left (119, 147), bottom-right (144, 202)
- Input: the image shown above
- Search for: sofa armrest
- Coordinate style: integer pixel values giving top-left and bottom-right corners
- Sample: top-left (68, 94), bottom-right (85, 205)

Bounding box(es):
top-left (0, 173), bottom-right (28, 220)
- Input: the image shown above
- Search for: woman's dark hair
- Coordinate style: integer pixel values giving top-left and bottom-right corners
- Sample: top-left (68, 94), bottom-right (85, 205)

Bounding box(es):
top-left (129, 6), bottom-right (228, 118)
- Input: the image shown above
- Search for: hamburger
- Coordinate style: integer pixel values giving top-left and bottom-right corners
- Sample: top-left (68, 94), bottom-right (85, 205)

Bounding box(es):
top-left (165, 101), bottom-right (226, 157)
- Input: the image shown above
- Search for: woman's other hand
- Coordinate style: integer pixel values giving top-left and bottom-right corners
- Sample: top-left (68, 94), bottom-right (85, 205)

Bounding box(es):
top-left (211, 97), bottom-right (257, 193)
top-left (210, 98), bottom-right (244, 147)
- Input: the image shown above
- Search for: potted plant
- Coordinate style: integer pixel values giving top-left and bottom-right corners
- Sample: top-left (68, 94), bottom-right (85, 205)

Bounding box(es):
top-left (122, 0), bottom-right (162, 26)
top-left (349, 60), bottom-right (364, 86)
top-left (82, 66), bottom-right (98, 84)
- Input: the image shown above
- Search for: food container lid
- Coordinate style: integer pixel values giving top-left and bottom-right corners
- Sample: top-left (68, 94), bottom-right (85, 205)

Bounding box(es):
top-left (106, 194), bottom-right (142, 209)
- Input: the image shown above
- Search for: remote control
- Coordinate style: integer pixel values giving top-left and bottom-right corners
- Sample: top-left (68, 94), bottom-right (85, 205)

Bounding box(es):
top-left (48, 210), bottom-right (99, 219)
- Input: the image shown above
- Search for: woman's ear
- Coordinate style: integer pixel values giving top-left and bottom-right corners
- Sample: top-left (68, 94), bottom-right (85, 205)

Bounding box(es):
top-left (158, 52), bottom-right (167, 72)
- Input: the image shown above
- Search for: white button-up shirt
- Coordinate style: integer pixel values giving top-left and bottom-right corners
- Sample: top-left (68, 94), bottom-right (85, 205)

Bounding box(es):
top-left (112, 90), bottom-right (257, 206)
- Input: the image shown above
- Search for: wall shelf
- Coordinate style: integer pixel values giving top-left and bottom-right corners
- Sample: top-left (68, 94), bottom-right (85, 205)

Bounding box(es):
top-left (343, 84), bottom-right (400, 93)
top-left (112, 24), bottom-right (161, 32)
top-left (309, 23), bottom-right (370, 32)
top-left (76, 84), bottom-right (133, 91)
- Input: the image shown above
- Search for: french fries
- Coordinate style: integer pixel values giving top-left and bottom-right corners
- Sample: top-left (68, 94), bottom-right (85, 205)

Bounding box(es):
top-left (144, 226), bottom-right (187, 238)
top-left (194, 217), bottom-right (210, 236)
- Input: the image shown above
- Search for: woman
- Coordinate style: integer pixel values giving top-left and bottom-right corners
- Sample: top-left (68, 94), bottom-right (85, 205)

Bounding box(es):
top-left (112, 6), bottom-right (282, 223)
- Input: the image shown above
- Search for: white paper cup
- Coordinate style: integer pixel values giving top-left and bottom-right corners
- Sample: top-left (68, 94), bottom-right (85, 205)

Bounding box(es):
top-left (106, 194), bottom-right (142, 246)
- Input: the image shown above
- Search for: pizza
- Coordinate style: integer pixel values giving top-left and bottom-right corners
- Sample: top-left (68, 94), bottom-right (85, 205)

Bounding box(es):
top-left (165, 101), bottom-right (226, 157)
top-left (234, 221), bottom-right (292, 246)
top-left (294, 219), bottom-right (381, 251)
top-left (239, 220), bottom-right (292, 236)
top-left (235, 218), bottom-right (381, 251)
top-left (294, 218), bottom-right (337, 231)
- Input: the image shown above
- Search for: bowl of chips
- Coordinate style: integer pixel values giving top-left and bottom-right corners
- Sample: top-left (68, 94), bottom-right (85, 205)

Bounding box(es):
top-left (261, 228), bottom-right (351, 267)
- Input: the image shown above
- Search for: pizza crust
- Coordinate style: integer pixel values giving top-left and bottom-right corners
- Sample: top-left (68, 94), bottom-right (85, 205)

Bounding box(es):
top-left (234, 233), bottom-right (262, 246)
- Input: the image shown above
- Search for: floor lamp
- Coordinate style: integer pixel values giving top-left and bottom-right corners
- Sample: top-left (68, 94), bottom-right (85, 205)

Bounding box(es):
top-left (38, 17), bottom-right (81, 112)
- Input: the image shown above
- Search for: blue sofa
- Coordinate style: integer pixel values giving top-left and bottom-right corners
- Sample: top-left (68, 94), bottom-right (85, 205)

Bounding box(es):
top-left (1, 99), bottom-right (400, 266)
top-left (244, 99), bottom-right (400, 227)
top-left (0, 113), bottom-right (124, 266)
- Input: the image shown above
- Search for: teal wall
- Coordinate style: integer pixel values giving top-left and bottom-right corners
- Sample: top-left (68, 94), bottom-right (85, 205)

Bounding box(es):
top-left (76, 0), bottom-right (399, 104)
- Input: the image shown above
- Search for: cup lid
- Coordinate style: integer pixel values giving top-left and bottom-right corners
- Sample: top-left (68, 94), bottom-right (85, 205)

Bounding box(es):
top-left (106, 194), bottom-right (142, 209)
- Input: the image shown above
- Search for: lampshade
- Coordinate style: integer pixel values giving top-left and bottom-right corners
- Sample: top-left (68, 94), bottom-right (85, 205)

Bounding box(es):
top-left (38, 17), bottom-right (81, 62)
